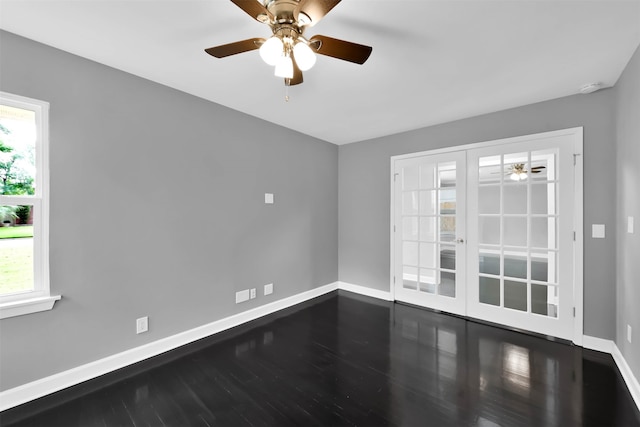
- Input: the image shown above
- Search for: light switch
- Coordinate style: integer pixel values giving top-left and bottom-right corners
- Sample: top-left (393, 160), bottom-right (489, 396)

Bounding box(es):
top-left (592, 224), bottom-right (605, 239)
top-left (629, 216), bottom-right (635, 234)
top-left (265, 193), bottom-right (274, 204)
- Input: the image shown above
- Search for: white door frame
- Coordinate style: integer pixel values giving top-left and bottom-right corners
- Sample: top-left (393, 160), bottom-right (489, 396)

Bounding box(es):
top-left (390, 127), bottom-right (584, 344)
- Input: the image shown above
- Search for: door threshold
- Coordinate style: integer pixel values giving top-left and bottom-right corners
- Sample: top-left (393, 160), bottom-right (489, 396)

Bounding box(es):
top-left (394, 300), bottom-right (573, 346)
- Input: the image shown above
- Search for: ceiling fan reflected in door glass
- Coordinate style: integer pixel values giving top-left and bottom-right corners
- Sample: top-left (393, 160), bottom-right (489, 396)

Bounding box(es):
top-left (488, 163), bottom-right (546, 181)
top-left (507, 163), bottom-right (545, 181)
top-left (205, 0), bottom-right (373, 86)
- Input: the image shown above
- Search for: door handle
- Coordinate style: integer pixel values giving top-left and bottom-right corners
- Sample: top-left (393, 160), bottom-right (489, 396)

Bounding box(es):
top-left (455, 238), bottom-right (465, 243)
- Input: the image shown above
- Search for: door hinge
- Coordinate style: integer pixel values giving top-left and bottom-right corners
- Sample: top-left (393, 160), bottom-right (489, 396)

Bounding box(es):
top-left (394, 225), bottom-right (396, 232)
top-left (573, 307), bottom-right (576, 317)
top-left (394, 173), bottom-right (399, 181)
top-left (573, 153), bottom-right (581, 166)
top-left (573, 231), bottom-right (576, 241)
top-left (393, 276), bottom-right (396, 284)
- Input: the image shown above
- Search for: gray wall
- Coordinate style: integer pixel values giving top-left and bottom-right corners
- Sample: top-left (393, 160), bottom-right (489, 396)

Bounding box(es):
top-left (615, 44), bottom-right (640, 381)
top-left (339, 89), bottom-right (617, 340)
top-left (1, 27), bottom-right (635, 394)
top-left (0, 31), bottom-right (338, 391)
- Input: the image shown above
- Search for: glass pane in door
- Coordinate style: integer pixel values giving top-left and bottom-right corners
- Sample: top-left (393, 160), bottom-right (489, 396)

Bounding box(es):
top-left (479, 155), bottom-right (502, 184)
top-left (420, 243), bottom-right (437, 269)
top-left (403, 266), bottom-right (418, 290)
top-left (503, 184), bottom-right (527, 214)
top-left (504, 280), bottom-right (527, 311)
top-left (531, 149), bottom-right (556, 181)
top-left (440, 272), bottom-right (456, 297)
top-left (419, 268), bottom-right (437, 293)
top-left (479, 277), bottom-right (500, 306)
top-left (479, 186), bottom-right (500, 214)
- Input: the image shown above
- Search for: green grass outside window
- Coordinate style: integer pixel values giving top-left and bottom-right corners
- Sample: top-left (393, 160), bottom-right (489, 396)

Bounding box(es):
top-left (0, 225), bottom-right (34, 295)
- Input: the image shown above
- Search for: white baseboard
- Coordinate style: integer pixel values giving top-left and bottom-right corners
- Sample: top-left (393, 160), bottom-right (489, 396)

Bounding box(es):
top-left (337, 281), bottom-right (393, 301)
top-left (612, 344), bottom-right (640, 410)
top-left (5, 285), bottom-right (638, 415)
top-left (0, 282), bottom-right (339, 412)
top-left (582, 335), bottom-right (614, 353)
top-left (583, 335), bottom-right (640, 412)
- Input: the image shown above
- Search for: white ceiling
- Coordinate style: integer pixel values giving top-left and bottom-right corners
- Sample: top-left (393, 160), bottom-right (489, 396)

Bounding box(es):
top-left (1, 0), bottom-right (639, 145)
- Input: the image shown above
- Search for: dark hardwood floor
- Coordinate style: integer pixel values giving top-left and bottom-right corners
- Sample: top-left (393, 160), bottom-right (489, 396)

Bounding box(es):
top-left (2, 290), bottom-right (639, 426)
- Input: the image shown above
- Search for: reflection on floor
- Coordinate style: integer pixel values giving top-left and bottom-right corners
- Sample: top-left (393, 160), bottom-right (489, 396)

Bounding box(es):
top-left (2, 291), bottom-right (638, 426)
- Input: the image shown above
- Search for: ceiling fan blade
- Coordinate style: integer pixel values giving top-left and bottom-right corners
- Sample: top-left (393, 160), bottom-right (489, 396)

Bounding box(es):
top-left (530, 166), bottom-right (546, 170)
top-left (205, 38), bottom-right (265, 58)
top-left (294, 0), bottom-right (341, 27)
top-left (230, 0), bottom-right (272, 22)
top-left (309, 35), bottom-right (372, 64)
top-left (286, 57), bottom-right (304, 86)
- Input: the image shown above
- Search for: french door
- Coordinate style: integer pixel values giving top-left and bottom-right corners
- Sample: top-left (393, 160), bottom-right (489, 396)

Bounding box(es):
top-left (466, 138), bottom-right (576, 340)
top-left (392, 129), bottom-right (582, 342)
top-left (393, 151), bottom-right (467, 315)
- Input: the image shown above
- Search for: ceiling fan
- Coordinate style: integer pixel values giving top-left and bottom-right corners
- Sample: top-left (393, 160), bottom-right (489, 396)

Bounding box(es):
top-left (506, 163), bottom-right (546, 181)
top-left (204, 0), bottom-right (373, 86)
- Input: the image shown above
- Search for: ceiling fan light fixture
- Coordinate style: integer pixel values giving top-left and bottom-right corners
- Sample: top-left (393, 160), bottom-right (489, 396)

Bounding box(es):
top-left (274, 54), bottom-right (294, 78)
top-left (293, 41), bottom-right (316, 71)
top-left (510, 172), bottom-right (527, 181)
top-left (259, 36), bottom-right (283, 66)
top-left (298, 12), bottom-right (312, 26)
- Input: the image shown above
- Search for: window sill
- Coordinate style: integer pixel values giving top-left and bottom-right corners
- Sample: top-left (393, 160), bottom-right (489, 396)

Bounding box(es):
top-left (0, 295), bottom-right (61, 319)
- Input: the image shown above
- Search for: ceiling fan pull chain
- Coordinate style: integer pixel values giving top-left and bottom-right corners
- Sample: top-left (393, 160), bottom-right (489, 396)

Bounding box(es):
top-left (285, 84), bottom-right (290, 102)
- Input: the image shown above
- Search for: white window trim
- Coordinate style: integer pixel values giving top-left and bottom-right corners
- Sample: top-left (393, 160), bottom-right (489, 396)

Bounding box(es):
top-left (0, 91), bottom-right (60, 319)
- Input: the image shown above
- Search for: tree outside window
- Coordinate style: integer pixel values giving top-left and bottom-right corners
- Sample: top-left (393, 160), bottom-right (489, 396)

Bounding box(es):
top-left (0, 103), bottom-right (37, 296)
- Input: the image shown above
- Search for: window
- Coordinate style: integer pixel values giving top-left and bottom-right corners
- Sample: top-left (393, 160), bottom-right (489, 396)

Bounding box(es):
top-left (0, 92), bottom-right (59, 318)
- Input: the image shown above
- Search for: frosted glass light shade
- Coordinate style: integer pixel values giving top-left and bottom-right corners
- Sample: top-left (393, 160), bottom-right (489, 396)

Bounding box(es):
top-left (293, 42), bottom-right (316, 71)
top-left (259, 37), bottom-right (283, 66)
top-left (274, 55), bottom-right (293, 78)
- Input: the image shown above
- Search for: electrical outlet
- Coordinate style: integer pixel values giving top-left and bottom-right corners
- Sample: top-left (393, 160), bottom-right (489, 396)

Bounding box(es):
top-left (264, 283), bottom-right (273, 296)
top-left (236, 290), bottom-right (250, 304)
top-left (628, 325), bottom-right (632, 343)
top-left (250, 288), bottom-right (256, 299)
top-left (136, 316), bottom-right (148, 334)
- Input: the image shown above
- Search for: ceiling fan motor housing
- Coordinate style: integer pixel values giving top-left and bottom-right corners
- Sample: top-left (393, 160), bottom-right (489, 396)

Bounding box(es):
top-left (265, 0), bottom-right (302, 27)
